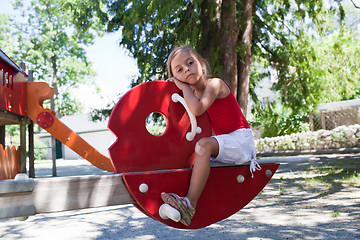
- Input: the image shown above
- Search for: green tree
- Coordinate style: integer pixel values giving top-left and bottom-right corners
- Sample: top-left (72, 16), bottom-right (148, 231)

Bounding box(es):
top-left (3, 0), bottom-right (102, 117)
top-left (0, 14), bottom-right (18, 56)
top-left (66, 1), bottom-right (344, 116)
top-left (63, 0), bottom-right (255, 115)
top-left (251, 24), bottom-right (360, 137)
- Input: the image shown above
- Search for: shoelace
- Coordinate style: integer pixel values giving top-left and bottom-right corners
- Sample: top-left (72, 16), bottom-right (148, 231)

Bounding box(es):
top-left (250, 159), bottom-right (262, 178)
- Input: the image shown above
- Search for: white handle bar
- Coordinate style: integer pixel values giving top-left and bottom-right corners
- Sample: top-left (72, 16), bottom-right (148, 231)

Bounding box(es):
top-left (159, 203), bottom-right (181, 222)
top-left (171, 93), bottom-right (202, 141)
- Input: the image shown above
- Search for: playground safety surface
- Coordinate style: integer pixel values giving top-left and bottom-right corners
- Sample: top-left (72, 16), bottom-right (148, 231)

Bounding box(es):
top-left (1, 153), bottom-right (359, 240)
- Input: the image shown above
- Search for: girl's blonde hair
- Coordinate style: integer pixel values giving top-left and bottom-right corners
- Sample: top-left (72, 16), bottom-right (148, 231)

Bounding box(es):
top-left (167, 45), bottom-right (211, 78)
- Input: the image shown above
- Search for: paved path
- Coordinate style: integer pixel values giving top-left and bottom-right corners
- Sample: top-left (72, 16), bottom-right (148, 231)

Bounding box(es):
top-left (1, 155), bottom-right (359, 239)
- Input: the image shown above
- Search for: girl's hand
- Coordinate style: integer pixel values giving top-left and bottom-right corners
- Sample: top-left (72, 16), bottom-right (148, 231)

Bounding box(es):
top-left (173, 78), bottom-right (188, 90)
top-left (168, 77), bottom-right (189, 91)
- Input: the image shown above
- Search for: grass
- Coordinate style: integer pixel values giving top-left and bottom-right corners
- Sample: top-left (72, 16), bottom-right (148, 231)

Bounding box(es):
top-left (332, 211), bottom-right (340, 218)
top-left (304, 158), bottom-right (360, 186)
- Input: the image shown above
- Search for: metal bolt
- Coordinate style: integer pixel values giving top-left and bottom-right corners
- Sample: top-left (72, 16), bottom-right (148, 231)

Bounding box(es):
top-left (237, 175), bottom-right (245, 183)
top-left (139, 183), bottom-right (149, 193)
top-left (265, 169), bottom-right (272, 177)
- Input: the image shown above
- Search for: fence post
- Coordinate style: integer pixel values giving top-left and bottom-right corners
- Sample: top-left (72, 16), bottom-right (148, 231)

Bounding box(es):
top-left (320, 111), bottom-right (326, 130)
top-left (309, 113), bottom-right (314, 132)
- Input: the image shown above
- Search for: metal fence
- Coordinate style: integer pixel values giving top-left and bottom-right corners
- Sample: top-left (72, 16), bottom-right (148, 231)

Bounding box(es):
top-left (309, 106), bottom-right (360, 131)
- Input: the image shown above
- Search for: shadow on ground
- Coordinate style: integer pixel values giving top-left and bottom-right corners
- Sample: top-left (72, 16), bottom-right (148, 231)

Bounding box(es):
top-left (1, 154), bottom-right (359, 239)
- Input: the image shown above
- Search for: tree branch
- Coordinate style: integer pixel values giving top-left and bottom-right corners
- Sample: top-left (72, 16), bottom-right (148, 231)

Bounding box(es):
top-left (175, 2), bottom-right (194, 33)
top-left (350, 0), bottom-right (360, 9)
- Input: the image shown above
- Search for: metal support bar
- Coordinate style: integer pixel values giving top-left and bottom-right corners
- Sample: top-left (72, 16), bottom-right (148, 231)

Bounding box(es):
top-left (256, 156), bottom-right (310, 164)
top-left (50, 98), bottom-right (57, 177)
top-left (28, 121), bottom-right (35, 178)
top-left (210, 156), bottom-right (310, 168)
top-left (28, 69), bottom-right (35, 178)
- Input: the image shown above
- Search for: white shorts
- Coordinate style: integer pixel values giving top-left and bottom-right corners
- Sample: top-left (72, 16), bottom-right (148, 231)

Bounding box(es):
top-left (211, 128), bottom-right (256, 165)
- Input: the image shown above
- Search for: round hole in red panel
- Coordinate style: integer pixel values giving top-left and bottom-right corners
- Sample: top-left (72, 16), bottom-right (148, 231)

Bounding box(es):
top-left (108, 81), bottom-right (212, 173)
top-left (145, 112), bottom-right (167, 136)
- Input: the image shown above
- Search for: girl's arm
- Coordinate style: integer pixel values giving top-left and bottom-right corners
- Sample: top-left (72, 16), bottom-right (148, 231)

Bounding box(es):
top-left (175, 78), bottom-right (223, 116)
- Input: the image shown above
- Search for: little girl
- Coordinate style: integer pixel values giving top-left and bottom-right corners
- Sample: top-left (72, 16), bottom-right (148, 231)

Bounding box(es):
top-left (161, 45), bottom-right (259, 226)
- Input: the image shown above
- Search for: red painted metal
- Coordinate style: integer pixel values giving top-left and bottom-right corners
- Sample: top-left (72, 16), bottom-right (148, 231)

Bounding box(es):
top-left (122, 163), bottom-right (280, 229)
top-left (27, 82), bottom-right (115, 172)
top-left (108, 81), bottom-right (212, 173)
top-left (0, 49), bottom-right (27, 115)
top-left (36, 112), bottom-right (55, 129)
top-left (109, 80), bottom-right (280, 229)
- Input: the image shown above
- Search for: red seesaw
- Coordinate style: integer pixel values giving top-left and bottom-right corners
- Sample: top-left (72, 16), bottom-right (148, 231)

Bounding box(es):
top-left (0, 48), bottom-right (279, 229)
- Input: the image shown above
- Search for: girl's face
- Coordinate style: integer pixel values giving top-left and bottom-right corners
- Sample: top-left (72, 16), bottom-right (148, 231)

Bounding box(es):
top-left (170, 50), bottom-right (205, 85)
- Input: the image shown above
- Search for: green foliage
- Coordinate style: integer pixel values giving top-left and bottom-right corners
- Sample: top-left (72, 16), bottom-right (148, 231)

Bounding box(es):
top-left (251, 101), bottom-right (309, 137)
top-left (34, 136), bottom-right (48, 160)
top-left (145, 112), bottom-right (167, 136)
top-left (63, 0), bottom-right (357, 136)
top-left (1, 0), bottom-right (101, 117)
top-left (0, 14), bottom-right (18, 55)
top-left (251, 2), bottom-right (360, 137)
top-left (89, 98), bottom-right (118, 122)
top-left (313, 30), bottom-right (360, 101)
top-left (106, 0), bottom-right (202, 83)
top-left (5, 125), bottom-right (47, 160)
top-left (271, 28), bottom-right (360, 114)
top-left (146, 124), bottom-right (167, 136)
top-left (67, 0), bottom-right (224, 83)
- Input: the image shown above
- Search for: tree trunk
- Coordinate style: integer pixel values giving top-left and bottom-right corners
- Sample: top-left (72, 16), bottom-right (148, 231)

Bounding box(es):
top-left (219, 0), bottom-right (239, 92)
top-left (50, 55), bottom-right (58, 176)
top-left (199, 0), bottom-right (222, 72)
top-left (237, 0), bottom-right (254, 117)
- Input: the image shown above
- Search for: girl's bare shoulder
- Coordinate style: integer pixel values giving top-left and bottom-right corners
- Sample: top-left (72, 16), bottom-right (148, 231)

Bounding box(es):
top-left (208, 78), bottom-right (230, 98)
top-left (207, 78), bottom-right (223, 89)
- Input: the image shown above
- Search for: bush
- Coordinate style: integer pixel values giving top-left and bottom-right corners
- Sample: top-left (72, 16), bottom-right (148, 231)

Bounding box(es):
top-left (34, 136), bottom-right (48, 160)
top-left (250, 102), bottom-right (310, 138)
top-left (255, 124), bottom-right (360, 153)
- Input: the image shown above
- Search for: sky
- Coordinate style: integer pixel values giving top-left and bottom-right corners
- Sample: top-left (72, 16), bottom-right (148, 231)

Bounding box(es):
top-left (0, 0), bottom-right (139, 113)
top-left (74, 33), bottom-right (138, 111)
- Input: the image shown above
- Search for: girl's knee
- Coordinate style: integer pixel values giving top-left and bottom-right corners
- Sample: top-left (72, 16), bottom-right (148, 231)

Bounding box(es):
top-left (195, 141), bottom-right (206, 156)
top-left (195, 138), bottom-right (218, 156)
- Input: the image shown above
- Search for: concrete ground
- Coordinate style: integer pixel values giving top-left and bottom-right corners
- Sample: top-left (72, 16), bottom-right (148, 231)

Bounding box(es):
top-left (1, 154), bottom-right (359, 240)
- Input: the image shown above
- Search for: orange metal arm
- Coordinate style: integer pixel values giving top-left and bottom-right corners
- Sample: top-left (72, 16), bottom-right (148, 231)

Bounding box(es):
top-left (27, 82), bottom-right (115, 172)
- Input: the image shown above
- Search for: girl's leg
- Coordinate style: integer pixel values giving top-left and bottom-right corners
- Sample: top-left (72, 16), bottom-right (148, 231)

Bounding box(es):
top-left (186, 137), bottom-right (219, 208)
